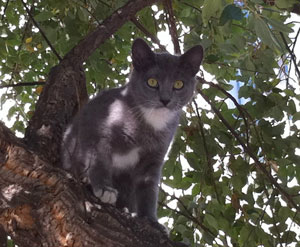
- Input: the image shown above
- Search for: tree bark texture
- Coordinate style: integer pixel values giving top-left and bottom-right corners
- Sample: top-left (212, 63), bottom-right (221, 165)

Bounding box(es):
top-left (0, 122), bottom-right (186, 247)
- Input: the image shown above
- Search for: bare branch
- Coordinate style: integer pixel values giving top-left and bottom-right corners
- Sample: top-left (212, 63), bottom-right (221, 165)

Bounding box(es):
top-left (163, 0), bottom-right (181, 54)
top-left (280, 32), bottom-right (300, 79)
top-left (0, 81), bottom-right (45, 89)
top-left (130, 17), bottom-right (167, 52)
top-left (21, 0), bottom-right (62, 61)
top-left (159, 189), bottom-right (216, 239)
top-left (1, 0), bottom-right (10, 21)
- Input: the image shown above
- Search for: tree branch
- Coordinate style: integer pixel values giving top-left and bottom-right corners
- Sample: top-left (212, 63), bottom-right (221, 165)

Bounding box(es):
top-left (1, 0), bottom-right (10, 21)
top-left (130, 17), bottom-right (167, 52)
top-left (197, 85), bottom-right (300, 212)
top-left (163, 0), bottom-right (181, 54)
top-left (21, 0), bottom-right (62, 61)
top-left (64, 0), bottom-right (160, 64)
top-left (0, 81), bottom-right (45, 89)
top-left (280, 32), bottom-right (300, 79)
top-left (0, 122), bottom-right (182, 247)
top-left (159, 189), bottom-right (216, 239)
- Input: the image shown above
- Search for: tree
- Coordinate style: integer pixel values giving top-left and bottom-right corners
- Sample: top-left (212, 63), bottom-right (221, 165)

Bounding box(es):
top-left (0, 0), bottom-right (299, 246)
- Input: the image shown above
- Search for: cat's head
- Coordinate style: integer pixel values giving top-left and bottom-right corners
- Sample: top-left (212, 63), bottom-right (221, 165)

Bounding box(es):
top-left (128, 38), bottom-right (203, 111)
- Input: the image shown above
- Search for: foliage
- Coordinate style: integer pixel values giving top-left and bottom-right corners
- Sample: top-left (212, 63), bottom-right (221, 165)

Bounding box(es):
top-left (1, 0), bottom-right (300, 246)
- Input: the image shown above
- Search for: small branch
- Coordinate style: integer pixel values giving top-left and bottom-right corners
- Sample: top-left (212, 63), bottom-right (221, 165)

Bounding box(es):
top-left (130, 17), bottom-right (167, 52)
top-left (280, 32), bottom-right (300, 79)
top-left (1, 0), bottom-right (10, 21)
top-left (163, 0), bottom-right (181, 54)
top-left (197, 78), bottom-right (251, 147)
top-left (192, 99), bottom-right (221, 203)
top-left (0, 81), bottom-right (45, 89)
top-left (21, 0), bottom-right (62, 61)
top-left (197, 87), bottom-right (300, 212)
top-left (213, 62), bottom-right (275, 76)
top-left (159, 189), bottom-right (216, 238)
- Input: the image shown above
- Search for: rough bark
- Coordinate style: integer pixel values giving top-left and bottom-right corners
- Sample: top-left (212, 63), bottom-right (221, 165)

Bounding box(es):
top-left (24, 0), bottom-right (160, 166)
top-left (0, 227), bottom-right (7, 247)
top-left (0, 122), bottom-right (186, 247)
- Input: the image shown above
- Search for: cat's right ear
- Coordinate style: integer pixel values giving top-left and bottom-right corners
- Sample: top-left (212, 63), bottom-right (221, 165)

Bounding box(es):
top-left (132, 39), bottom-right (155, 71)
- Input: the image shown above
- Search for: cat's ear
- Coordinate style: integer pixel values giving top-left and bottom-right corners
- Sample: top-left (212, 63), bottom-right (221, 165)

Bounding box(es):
top-left (180, 45), bottom-right (203, 76)
top-left (132, 38), bottom-right (155, 71)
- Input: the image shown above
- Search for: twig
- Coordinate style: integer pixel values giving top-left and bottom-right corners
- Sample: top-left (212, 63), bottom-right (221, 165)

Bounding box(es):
top-left (0, 81), bottom-right (45, 89)
top-left (286, 27), bottom-right (300, 88)
top-left (163, 0), bottom-right (181, 54)
top-left (21, 0), bottom-right (62, 61)
top-left (280, 32), bottom-right (300, 79)
top-left (197, 78), bottom-right (251, 147)
top-left (198, 89), bottom-right (300, 212)
top-left (192, 99), bottom-right (221, 203)
top-left (214, 62), bottom-right (275, 76)
top-left (1, 0), bottom-right (10, 21)
top-left (159, 189), bottom-right (217, 238)
top-left (130, 17), bottom-right (167, 52)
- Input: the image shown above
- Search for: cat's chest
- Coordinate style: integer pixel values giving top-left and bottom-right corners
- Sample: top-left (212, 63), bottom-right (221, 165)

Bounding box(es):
top-left (105, 100), bottom-right (177, 170)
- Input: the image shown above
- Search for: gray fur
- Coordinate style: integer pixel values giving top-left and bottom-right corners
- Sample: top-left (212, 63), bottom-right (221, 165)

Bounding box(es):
top-left (62, 38), bottom-right (203, 222)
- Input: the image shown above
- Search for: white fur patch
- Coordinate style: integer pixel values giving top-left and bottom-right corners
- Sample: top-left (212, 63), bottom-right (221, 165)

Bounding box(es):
top-left (140, 107), bottom-right (176, 131)
top-left (112, 148), bottom-right (140, 169)
top-left (106, 99), bottom-right (124, 126)
top-left (94, 187), bottom-right (118, 204)
top-left (63, 126), bottom-right (72, 140)
top-left (121, 87), bottom-right (128, 96)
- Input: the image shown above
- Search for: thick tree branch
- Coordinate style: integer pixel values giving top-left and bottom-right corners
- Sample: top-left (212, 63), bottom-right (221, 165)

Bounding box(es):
top-left (64, 0), bottom-right (160, 64)
top-left (0, 122), bottom-right (183, 247)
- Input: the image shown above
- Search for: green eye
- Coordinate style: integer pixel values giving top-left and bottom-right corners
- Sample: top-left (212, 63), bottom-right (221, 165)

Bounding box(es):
top-left (174, 80), bottom-right (184, 89)
top-left (147, 78), bottom-right (158, 88)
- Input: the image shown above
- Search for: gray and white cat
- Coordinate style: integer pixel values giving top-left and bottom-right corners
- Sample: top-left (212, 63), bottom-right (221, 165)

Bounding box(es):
top-left (62, 38), bottom-right (203, 223)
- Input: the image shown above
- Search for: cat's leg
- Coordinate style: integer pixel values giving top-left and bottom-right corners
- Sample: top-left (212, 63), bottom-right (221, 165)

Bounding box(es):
top-left (85, 148), bottom-right (118, 205)
top-left (135, 169), bottom-right (160, 222)
top-left (113, 172), bottom-right (136, 213)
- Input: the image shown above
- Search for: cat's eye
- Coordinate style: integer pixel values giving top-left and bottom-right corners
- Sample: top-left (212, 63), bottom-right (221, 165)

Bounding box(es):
top-left (174, 80), bottom-right (184, 89)
top-left (147, 78), bottom-right (158, 88)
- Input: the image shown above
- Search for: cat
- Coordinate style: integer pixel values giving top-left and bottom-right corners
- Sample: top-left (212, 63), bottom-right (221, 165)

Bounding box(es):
top-left (61, 38), bottom-right (203, 224)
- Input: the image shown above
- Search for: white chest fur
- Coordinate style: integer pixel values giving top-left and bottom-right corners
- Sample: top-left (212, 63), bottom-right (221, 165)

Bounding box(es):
top-left (112, 148), bottom-right (140, 169)
top-left (140, 107), bottom-right (176, 131)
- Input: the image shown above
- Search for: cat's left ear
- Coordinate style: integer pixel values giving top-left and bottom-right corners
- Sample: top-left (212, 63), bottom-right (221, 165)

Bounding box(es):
top-left (180, 45), bottom-right (203, 76)
top-left (132, 38), bottom-right (155, 71)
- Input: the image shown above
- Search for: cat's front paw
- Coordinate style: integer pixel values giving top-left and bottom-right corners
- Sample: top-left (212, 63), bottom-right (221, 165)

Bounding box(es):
top-left (150, 221), bottom-right (169, 236)
top-left (93, 186), bottom-right (118, 205)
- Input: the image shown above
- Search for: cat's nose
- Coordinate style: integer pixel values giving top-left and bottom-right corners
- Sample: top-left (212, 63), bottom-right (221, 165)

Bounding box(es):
top-left (160, 99), bottom-right (170, 106)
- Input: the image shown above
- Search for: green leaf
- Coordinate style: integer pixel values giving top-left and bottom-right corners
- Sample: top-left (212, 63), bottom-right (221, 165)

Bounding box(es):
top-left (204, 214), bottom-right (218, 230)
top-left (254, 16), bottom-right (280, 49)
top-left (220, 4), bottom-right (243, 26)
top-left (265, 17), bottom-right (293, 33)
top-left (202, 0), bottom-right (223, 25)
top-left (34, 11), bottom-right (53, 22)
